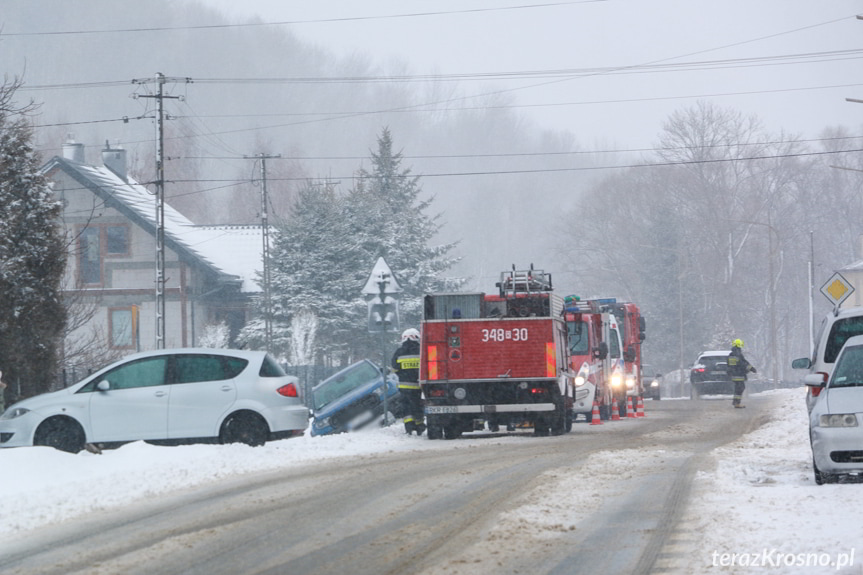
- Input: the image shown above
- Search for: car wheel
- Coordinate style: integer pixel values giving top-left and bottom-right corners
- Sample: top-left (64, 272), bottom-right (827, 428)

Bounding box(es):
top-left (34, 416), bottom-right (85, 453)
top-left (813, 459), bottom-right (835, 485)
top-left (690, 386), bottom-right (700, 400)
top-left (565, 410), bottom-right (573, 433)
top-left (220, 411), bottom-right (269, 447)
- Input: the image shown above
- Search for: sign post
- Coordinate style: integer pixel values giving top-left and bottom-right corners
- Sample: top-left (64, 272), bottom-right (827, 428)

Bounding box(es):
top-left (362, 257), bottom-right (402, 425)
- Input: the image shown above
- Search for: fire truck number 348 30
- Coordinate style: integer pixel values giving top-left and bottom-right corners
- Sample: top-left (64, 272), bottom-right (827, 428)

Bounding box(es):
top-left (481, 328), bottom-right (529, 342)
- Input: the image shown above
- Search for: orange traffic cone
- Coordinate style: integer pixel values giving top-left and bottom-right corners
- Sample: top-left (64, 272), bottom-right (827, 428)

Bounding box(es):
top-left (611, 400), bottom-right (621, 421)
top-left (637, 396), bottom-right (646, 418)
top-left (590, 400), bottom-right (602, 425)
top-left (627, 396), bottom-right (637, 419)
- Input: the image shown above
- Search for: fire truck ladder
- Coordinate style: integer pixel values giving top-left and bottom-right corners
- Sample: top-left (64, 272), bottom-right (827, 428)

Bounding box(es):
top-left (497, 264), bottom-right (553, 298)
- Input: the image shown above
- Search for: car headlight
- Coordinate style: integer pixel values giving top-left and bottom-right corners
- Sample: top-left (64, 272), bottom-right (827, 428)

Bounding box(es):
top-left (575, 375), bottom-right (586, 386)
top-left (625, 376), bottom-right (635, 389)
top-left (611, 374), bottom-right (622, 388)
top-left (314, 416), bottom-right (331, 429)
top-left (819, 414), bottom-right (859, 427)
top-left (0, 407), bottom-right (30, 420)
top-left (650, 380), bottom-right (660, 388)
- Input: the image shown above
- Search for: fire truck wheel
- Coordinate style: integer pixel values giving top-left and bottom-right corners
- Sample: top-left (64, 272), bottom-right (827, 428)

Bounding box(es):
top-left (533, 418), bottom-right (550, 436)
top-left (427, 424), bottom-right (443, 440)
top-left (550, 409), bottom-right (567, 436)
top-left (443, 425), bottom-right (461, 440)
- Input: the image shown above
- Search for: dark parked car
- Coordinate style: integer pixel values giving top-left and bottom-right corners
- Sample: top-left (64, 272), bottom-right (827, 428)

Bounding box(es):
top-left (642, 365), bottom-right (661, 400)
top-left (689, 351), bottom-right (733, 399)
top-left (311, 360), bottom-right (402, 436)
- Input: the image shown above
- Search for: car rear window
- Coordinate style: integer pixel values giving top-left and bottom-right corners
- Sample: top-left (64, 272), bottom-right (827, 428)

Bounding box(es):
top-left (259, 354), bottom-right (287, 377)
top-left (824, 316), bottom-right (863, 364)
top-left (699, 355), bottom-right (728, 370)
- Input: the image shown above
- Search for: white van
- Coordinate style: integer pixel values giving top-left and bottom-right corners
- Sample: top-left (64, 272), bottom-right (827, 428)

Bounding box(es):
top-left (792, 306), bottom-right (863, 409)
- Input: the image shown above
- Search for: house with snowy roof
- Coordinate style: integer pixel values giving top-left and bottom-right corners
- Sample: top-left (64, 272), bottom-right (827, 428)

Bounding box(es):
top-left (41, 140), bottom-right (263, 358)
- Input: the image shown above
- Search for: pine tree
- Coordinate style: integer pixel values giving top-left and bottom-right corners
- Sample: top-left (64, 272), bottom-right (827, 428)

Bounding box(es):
top-left (0, 79), bottom-right (67, 399)
top-left (241, 128), bottom-right (462, 365)
top-left (347, 128), bottom-right (463, 326)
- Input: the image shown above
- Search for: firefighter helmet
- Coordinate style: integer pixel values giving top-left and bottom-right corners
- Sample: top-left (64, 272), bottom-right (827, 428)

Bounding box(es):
top-left (732, 338), bottom-right (744, 349)
top-left (402, 328), bottom-right (420, 342)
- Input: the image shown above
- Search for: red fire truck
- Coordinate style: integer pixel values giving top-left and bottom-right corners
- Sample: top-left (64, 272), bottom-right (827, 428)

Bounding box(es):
top-left (565, 298), bottom-right (646, 420)
top-left (564, 297), bottom-right (625, 421)
top-left (420, 267), bottom-right (575, 439)
top-left (605, 300), bottom-right (647, 400)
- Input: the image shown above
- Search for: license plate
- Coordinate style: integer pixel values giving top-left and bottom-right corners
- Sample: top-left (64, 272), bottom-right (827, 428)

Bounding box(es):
top-left (426, 405), bottom-right (459, 414)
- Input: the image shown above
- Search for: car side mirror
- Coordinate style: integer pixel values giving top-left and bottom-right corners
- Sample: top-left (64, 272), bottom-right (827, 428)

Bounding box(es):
top-left (803, 373), bottom-right (826, 388)
top-left (623, 346), bottom-right (636, 363)
top-left (595, 342), bottom-right (609, 360)
top-left (791, 357), bottom-right (811, 369)
top-left (96, 380), bottom-right (111, 392)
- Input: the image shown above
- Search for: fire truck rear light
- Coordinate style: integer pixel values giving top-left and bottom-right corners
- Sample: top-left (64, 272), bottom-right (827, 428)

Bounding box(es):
top-left (277, 383), bottom-right (299, 397)
top-left (545, 342), bottom-right (556, 378)
top-left (427, 345), bottom-right (439, 380)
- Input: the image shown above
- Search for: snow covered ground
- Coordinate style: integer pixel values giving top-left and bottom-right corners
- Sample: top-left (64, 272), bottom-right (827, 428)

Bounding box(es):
top-left (1, 388), bottom-right (860, 573)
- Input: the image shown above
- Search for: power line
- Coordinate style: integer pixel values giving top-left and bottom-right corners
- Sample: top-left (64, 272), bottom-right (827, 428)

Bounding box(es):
top-left (20, 49), bottom-right (863, 93)
top-left (174, 134), bottom-right (863, 162)
top-left (2, 2), bottom-right (606, 37)
top-left (156, 147), bottom-right (863, 186)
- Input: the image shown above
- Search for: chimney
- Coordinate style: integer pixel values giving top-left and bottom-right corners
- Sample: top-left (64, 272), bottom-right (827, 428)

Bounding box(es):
top-left (62, 137), bottom-right (85, 163)
top-left (101, 140), bottom-right (128, 182)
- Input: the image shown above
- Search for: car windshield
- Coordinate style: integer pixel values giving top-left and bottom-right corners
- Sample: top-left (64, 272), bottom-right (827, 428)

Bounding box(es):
top-left (830, 345), bottom-right (863, 388)
top-left (567, 321), bottom-right (589, 354)
top-left (313, 361), bottom-right (381, 410)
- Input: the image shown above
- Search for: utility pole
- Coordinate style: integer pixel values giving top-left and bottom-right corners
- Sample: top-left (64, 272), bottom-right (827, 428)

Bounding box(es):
top-left (132, 73), bottom-right (191, 349)
top-left (245, 153), bottom-right (281, 353)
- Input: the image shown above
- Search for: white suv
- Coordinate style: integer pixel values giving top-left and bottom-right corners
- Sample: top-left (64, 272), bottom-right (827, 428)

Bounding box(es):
top-left (793, 306), bottom-right (863, 409)
top-left (0, 348), bottom-right (308, 452)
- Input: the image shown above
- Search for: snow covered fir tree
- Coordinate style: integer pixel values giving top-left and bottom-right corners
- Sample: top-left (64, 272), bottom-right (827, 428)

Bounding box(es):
top-left (239, 128), bottom-right (463, 366)
top-left (0, 77), bottom-right (67, 400)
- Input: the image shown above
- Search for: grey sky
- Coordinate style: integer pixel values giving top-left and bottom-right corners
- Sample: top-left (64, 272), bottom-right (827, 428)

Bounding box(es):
top-left (200, 0), bottom-right (863, 147)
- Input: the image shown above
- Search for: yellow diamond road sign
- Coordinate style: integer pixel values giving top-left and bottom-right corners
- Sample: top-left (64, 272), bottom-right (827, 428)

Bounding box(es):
top-left (820, 272), bottom-right (855, 307)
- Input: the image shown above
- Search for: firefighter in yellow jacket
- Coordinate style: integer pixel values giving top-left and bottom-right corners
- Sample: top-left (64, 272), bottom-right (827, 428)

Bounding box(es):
top-left (727, 338), bottom-right (756, 408)
top-left (392, 328), bottom-right (425, 435)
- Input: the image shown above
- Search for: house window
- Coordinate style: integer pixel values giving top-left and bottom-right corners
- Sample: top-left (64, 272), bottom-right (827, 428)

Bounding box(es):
top-left (105, 225), bottom-right (129, 256)
top-left (79, 227), bottom-right (101, 284)
top-left (78, 224), bottom-right (130, 285)
top-left (110, 307), bottom-right (136, 349)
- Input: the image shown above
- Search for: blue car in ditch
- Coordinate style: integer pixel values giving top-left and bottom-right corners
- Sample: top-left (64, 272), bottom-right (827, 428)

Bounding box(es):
top-left (310, 359), bottom-right (403, 436)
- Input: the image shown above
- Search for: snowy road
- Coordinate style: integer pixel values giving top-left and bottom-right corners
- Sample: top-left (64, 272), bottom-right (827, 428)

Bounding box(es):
top-left (0, 396), bottom-right (778, 575)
